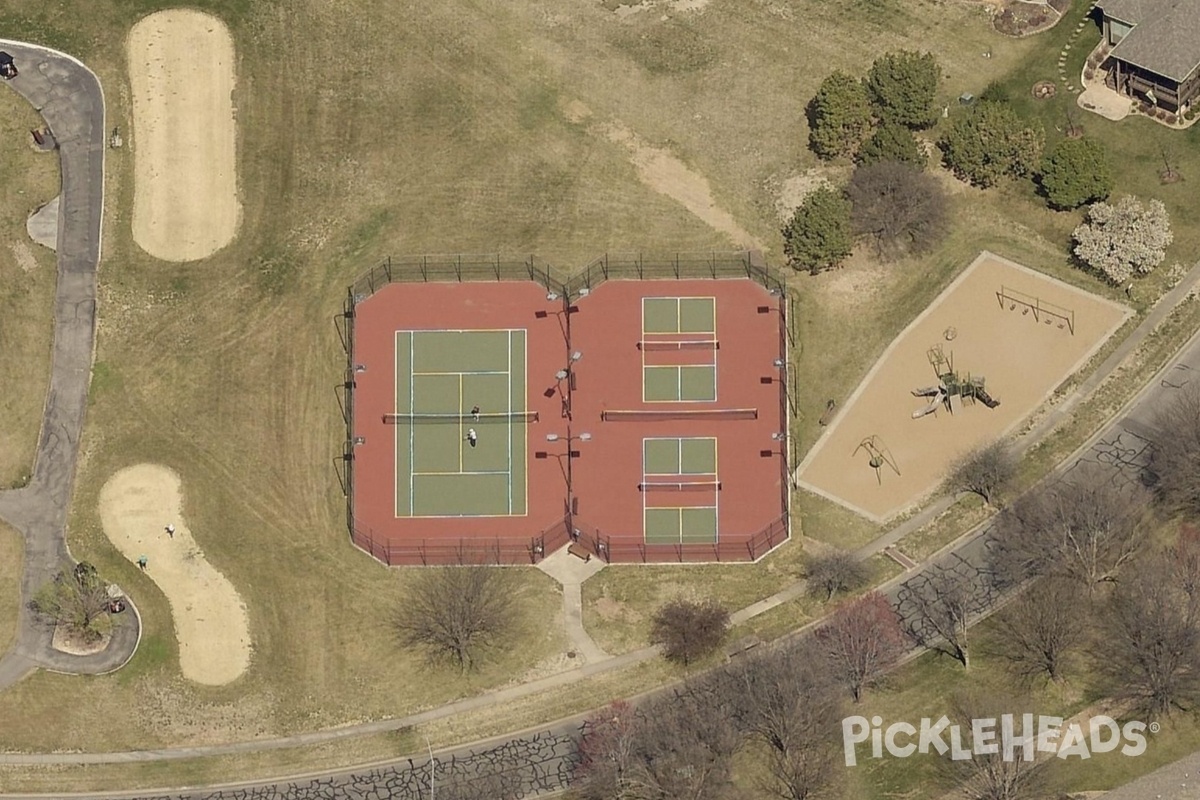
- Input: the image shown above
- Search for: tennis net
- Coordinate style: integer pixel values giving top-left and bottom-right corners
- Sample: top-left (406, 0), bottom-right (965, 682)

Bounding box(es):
top-left (383, 411), bottom-right (540, 424)
top-left (637, 339), bottom-right (719, 352)
top-left (639, 481), bottom-right (721, 492)
top-left (602, 408), bottom-right (757, 422)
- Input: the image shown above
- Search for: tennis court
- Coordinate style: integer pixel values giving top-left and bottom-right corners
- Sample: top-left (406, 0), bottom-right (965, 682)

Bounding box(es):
top-left (642, 296), bottom-right (717, 402)
top-left (392, 329), bottom-right (530, 517)
top-left (642, 437), bottom-right (719, 544)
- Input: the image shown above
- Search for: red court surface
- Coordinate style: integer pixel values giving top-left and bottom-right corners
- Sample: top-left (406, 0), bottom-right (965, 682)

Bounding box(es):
top-left (348, 276), bottom-right (789, 565)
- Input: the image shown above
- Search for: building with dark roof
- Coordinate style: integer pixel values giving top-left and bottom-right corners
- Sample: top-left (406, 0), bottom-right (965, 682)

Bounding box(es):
top-left (1095, 0), bottom-right (1200, 113)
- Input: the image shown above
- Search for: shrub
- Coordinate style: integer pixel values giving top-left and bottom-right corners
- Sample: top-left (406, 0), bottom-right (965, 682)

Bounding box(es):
top-left (650, 598), bottom-right (730, 665)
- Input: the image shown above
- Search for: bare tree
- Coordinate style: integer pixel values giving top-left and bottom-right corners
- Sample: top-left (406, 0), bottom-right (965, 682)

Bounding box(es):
top-left (806, 549), bottom-right (868, 601)
top-left (1150, 383), bottom-right (1200, 516)
top-left (896, 559), bottom-right (986, 669)
top-left (728, 647), bottom-right (843, 800)
top-left (846, 160), bottom-right (949, 258)
top-left (991, 579), bottom-right (1087, 683)
top-left (817, 591), bottom-right (907, 701)
top-left (946, 440), bottom-right (1018, 506)
top-left (650, 598), bottom-right (730, 666)
top-left (942, 690), bottom-right (1046, 800)
top-left (987, 471), bottom-right (1146, 595)
top-left (1099, 551), bottom-right (1200, 717)
top-left (394, 567), bottom-right (514, 672)
top-left (629, 686), bottom-right (743, 800)
top-left (30, 563), bottom-right (112, 642)
top-left (575, 701), bottom-right (640, 800)
top-left (1173, 523), bottom-right (1200, 607)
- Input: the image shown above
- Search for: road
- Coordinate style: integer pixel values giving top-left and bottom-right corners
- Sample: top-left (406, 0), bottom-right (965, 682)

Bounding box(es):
top-left (0, 43), bottom-right (140, 688)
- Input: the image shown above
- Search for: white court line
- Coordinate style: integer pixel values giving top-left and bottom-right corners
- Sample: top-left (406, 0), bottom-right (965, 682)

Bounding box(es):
top-left (408, 332), bottom-right (415, 516)
top-left (458, 374), bottom-right (464, 473)
top-left (507, 329), bottom-right (513, 515)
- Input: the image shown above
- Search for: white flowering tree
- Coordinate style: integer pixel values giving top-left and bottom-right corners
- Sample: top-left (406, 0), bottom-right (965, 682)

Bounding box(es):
top-left (1072, 196), bottom-right (1173, 285)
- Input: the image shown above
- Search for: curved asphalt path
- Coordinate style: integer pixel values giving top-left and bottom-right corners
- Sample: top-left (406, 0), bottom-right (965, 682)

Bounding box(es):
top-left (0, 43), bottom-right (140, 687)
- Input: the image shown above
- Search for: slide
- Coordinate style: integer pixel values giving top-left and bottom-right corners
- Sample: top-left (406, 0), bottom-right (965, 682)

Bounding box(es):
top-left (912, 389), bottom-right (946, 419)
top-left (976, 388), bottom-right (1001, 409)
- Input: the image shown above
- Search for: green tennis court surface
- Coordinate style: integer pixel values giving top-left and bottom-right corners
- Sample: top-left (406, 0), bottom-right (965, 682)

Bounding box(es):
top-left (394, 330), bottom-right (528, 517)
top-left (643, 437), bottom-right (718, 544)
top-left (642, 296), bottom-right (716, 334)
top-left (642, 296), bottom-right (718, 403)
top-left (643, 365), bottom-right (716, 402)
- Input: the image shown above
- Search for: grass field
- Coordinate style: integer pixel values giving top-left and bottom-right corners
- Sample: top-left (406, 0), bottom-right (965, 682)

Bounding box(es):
top-left (0, 89), bottom-right (59, 489)
top-left (1, 0), bottom-right (1198, 793)
top-left (0, 523), bottom-right (22, 657)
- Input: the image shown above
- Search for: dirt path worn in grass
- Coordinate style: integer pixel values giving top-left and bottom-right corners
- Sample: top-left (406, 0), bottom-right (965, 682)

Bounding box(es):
top-left (563, 99), bottom-right (764, 250)
top-left (128, 9), bottom-right (239, 262)
top-left (99, 464), bottom-right (251, 685)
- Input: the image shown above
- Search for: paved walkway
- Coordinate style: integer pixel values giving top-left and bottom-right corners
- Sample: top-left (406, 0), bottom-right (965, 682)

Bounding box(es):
top-left (536, 546), bottom-right (609, 663)
top-left (0, 43), bottom-right (140, 689)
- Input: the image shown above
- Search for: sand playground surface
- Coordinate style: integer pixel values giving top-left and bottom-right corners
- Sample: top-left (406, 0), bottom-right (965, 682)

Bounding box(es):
top-left (796, 252), bottom-right (1131, 522)
top-left (128, 9), bottom-right (240, 262)
top-left (99, 464), bottom-right (251, 685)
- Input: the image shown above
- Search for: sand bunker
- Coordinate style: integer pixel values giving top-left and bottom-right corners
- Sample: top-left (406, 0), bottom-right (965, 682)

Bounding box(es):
top-left (128, 9), bottom-right (240, 261)
top-left (99, 464), bottom-right (251, 685)
top-left (797, 252), bottom-right (1130, 522)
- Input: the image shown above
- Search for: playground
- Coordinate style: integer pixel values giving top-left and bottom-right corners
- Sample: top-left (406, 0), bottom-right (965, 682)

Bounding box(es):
top-left (796, 251), bottom-right (1130, 522)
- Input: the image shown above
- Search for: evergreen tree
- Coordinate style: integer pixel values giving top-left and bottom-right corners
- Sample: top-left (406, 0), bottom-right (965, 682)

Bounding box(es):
top-left (808, 70), bottom-right (874, 160)
top-left (857, 121), bottom-right (927, 168)
top-left (939, 102), bottom-right (1044, 187)
top-left (1040, 137), bottom-right (1114, 210)
top-left (865, 51), bottom-right (941, 129)
top-left (782, 186), bottom-right (854, 274)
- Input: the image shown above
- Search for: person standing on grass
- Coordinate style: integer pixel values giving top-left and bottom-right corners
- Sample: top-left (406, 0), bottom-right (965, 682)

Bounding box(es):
top-left (471, 405), bottom-right (481, 421)
top-left (467, 428), bottom-right (478, 447)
